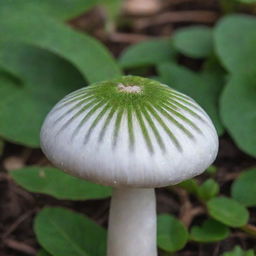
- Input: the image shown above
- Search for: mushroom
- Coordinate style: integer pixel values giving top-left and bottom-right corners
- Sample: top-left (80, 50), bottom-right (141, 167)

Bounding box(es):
top-left (40, 76), bottom-right (218, 256)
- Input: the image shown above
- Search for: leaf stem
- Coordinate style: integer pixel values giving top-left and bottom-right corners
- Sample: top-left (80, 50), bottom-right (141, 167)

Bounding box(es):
top-left (241, 224), bottom-right (256, 238)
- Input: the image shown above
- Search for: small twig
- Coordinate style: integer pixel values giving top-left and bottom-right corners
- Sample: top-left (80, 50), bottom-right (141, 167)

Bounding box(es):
top-left (4, 239), bottom-right (37, 255)
top-left (241, 224), bottom-right (256, 238)
top-left (222, 172), bottom-right (240, 182)
top-left (134, 11), bottom-right (218, 29)
top-left (172, 187), bottom-right (205, 227)
top-left (21, 148), bottom-right (33, 163)
top-left (231, 231), bottom-right (249, 239)
top-left (108, 32), bottom-right (153, 43)
top-left (181, 206), bottom-right (205, 228)
top-left (213, 243), bottom-right (221, 256)
top-left (10, 182), bottom-right (35, 203)
top-left (161, 0), bottom-right (196, 9)
top-left (3, 209), bottom-right (35, 238)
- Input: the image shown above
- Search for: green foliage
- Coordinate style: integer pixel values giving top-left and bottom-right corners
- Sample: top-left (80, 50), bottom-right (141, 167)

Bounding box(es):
top-left (157, 214), bottom-right (188, 252)
top-left (34, 207), bottom-right (107, 256)
top-left (179, 177), bottom-right (220, 202)
top-left (197, 179), bottom-right (220, 201)
top-left (0, 7), bottom-right (122, 84)
top-left (157, 62), bottom-right (224, 135)
top-left (190, 219), bottom-right (230, 243)
top-left (222, 246), bottom-right (255, 256)
top-left (0, 44), bottom-right (84, 146)
top-left (231, 168), bottom-right (256, 207)
top-left (178, 179), bottom-right (199, 195)
top-left (173, 26), bottom-right (213, 58)
top-left (207, 197), bottom-right (249, 227)
top-left (215, 15), bottom-right (256, 74)
top-left (215, 15), bottom-right (256, 157)
top-left (119, 39), bottom-right (176, 69)
top-left (238, 0), bottom-right (256, 3)
top-left (220, 73), bottom-right (256, 157)
top-left (10, 167), bottom-right (112, 200)
top-left (0, 2), bottom-right (122, 146)
top-left (1, 0), bottom-right (99, 20)
top-left (206, 165), bottom-right (218, 176)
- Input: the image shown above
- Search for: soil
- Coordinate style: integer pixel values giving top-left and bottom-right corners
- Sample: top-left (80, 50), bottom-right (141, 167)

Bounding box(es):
top-left (1, 0), bottom-right (256, 255)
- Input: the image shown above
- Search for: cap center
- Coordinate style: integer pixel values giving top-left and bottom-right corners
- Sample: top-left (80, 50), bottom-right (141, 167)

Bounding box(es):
top-left (117, 83), bottom-right (142, 94)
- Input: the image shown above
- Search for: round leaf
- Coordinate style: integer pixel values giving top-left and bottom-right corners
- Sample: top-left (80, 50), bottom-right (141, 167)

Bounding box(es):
top-left (10, 167), bottom-right (112, 200)
top-left (34, 207), bottom-right (107, 256)
top-left (0, 8), bottom-right (121, 84)
top-left (239, 0), bottom-right (256, 3)
top-left (197, 179), bottom-right (220, 201)
top-left (222, 246), bottom-right (255, 256)
top-left (215, 15), bottom-right (256, 73)
top-left (1, 0), bottom-right (98, 21)
top-left (119, 39), bottom-right (176, 69)
top-left (220, 73), bottom-right (256, 157)
top-left (177, 179), bottom-right (199, 195)
top-left (157, 214), bottom-right (188, 252)
top-left (231, 168), bottom-right (256, 207)
top-left (207, 197), bottom-right (249, 227)
top-left (173, 26), bottom-right (213, 58)
top-left (190, 219), bottom-right (230, 243)
top-left (0, 43), bottom-right (84, 147)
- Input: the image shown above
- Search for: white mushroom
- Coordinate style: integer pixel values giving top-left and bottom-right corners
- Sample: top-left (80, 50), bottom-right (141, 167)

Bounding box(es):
top-left (40, 76), bottom-right (218, 256)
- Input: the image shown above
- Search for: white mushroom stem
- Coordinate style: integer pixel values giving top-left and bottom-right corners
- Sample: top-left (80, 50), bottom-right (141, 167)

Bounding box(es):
top-left (107, 188), bottom-right (157, 256)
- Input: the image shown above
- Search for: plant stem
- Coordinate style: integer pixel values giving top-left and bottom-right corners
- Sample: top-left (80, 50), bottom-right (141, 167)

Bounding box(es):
top-left (107, 188), bottom-right (157, 256)
top-left (241, 224), bottom-right (256, 238)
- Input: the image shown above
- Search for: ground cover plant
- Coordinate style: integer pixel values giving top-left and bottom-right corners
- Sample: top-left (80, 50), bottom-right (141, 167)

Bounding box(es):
top-left (0, 0), bottom-right (256, 255)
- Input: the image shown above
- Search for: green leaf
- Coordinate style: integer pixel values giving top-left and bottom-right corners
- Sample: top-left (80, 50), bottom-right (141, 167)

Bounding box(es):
top-left (0, 8), bottom-right (121, 84)
top-left (173, 26), bottom-right (213, 58)
top-left (215, 15), bottom-right (256, 73)
top-left (238, 0), bottom-right (256, 3)
top-left (222, 246), bottom-right (255, 256)
top-left (190, 219), bottom-right (230, 243)
top-left (0, 43), bottom-right (84, 146)
top-left (220, 73), bottom-right (256, 157)
top-left (37, 249), bottom-right (52, 256)
top-left (207, 197), bottom-right (249, 227)
top-left (34, 207), bottom-right (107, 256)
top-left (157, 214), bottom-right (188, 252)
top-left (197, 179), bottom-right (220, 201)
top-left (157, 62), bottom-right (224, 135)
top-left (206, 165), bottom-right (218, 175)
top-left (177, 179), bottom-right (199, 195)
top-left (1, 0), bottom-right (99, 21)
top-left (119, 39), bottom-right (176, 69)
top-left (10, 166), bottom-right (111, 200)
top-left (231, 168), bottom-right (256, 207)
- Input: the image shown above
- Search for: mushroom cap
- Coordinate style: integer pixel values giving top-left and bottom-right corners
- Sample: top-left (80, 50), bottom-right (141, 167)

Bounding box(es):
top-left (40, 76), bottom-right (218, 188)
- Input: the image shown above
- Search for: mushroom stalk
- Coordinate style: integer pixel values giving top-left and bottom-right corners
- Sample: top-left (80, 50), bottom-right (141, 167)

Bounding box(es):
top-left (107, 188), bottom-right (157, 256)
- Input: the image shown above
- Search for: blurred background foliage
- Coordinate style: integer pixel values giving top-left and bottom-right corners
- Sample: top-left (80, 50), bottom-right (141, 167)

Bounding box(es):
top-left (0, 0), bottom-right (256, 255)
